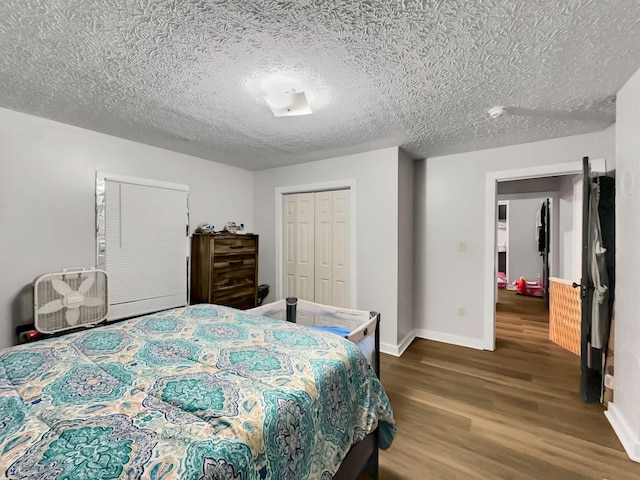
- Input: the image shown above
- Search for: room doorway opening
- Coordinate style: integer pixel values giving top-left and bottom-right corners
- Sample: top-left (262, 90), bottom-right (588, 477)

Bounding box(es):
top-left (484, 160), bottom-right (608, 349)
top-left (488, 159), bottom-right (614, 404)
top-left (494, 186), bottom-right (557, 348)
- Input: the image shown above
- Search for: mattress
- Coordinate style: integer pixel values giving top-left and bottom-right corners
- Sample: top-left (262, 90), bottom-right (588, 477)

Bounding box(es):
top-left (0, 304), bottom-right (395, 479)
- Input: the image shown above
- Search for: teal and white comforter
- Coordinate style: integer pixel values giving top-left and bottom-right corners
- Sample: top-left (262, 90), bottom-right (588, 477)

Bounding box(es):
top-left (0, 304), bottom-right (395, 479)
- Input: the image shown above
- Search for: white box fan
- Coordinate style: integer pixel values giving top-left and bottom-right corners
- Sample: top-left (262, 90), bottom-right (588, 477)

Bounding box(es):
top-left (34, 268), bottom-right (108, 334)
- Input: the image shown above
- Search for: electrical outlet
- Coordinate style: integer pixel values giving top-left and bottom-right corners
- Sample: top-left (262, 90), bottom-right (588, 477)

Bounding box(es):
top-left (458, 306), bottom-right (465, 316)
top-left (457, 241), bottom-right (466, 251)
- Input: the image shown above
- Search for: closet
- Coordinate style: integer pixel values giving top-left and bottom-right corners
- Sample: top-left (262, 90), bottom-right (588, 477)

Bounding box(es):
top-left (283, 189), bottom-right (351, 315)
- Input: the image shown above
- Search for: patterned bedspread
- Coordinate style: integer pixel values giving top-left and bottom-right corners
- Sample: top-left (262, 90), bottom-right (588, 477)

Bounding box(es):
top-left (0, 304), bottom-right (395, 479)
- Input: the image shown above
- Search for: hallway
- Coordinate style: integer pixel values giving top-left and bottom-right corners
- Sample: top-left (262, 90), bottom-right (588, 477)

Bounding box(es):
top-left (376, 291), bottom-right (639, 479)
top-left (496, 288), bottom-right (550, 346)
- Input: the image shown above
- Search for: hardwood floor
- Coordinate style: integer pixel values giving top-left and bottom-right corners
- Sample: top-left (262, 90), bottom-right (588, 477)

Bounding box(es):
top-left (376, 290), bottom-right (639, 479)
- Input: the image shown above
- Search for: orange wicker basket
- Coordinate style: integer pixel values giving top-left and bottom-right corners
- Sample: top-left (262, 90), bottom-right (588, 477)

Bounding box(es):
top-left (549, 278), bottom-right (581, 356)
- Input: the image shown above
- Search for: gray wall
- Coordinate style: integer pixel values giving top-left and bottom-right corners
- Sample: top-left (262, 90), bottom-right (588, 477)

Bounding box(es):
top-left (506, 196), bottom-right (546, 282)
top-left (252, 147), bottom-right (401, 352)
top-left (414, 127), bottom-right (615, 345)
top-left (498, 190), bottom-right (561, 283)
top-left (498, 176), bottom-right (563, 195)
top-left (557, 174), bottom-right (582, 281)
top-left (397, 149), bottom-right (414, 345)
top-left (0, 108), bottom-right (254, 348)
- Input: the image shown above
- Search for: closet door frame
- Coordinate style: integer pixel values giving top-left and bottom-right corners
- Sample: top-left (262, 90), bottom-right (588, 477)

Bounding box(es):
top-left (275, 179), bottom-right (357, 308)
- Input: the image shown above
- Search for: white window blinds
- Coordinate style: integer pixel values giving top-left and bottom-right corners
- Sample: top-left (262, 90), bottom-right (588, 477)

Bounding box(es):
top-left (97, 174), bottom-right (188, 320)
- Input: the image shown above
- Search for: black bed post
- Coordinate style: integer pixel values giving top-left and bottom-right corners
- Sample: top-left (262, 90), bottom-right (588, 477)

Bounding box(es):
top-left (372, 312), bottom-right (381, 378)
top-left (286, 297), bottom-right (297, 323)
top-left (364, 311), bottom-right (381, 480)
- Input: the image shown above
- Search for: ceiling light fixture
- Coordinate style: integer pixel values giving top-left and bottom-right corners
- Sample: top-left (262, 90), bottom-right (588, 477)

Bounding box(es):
top-left (261, 75), bottom-right (312, 117)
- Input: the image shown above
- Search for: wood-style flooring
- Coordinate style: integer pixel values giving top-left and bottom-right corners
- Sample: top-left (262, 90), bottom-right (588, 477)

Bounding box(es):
top-left (375, 289), bottom-right (639, 479)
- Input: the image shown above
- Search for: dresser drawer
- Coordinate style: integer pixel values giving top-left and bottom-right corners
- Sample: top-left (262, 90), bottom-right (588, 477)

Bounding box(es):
top-left (212, 267), bottom-right (256, 289)
top-left (213, 237), bottom-right (256, 255)
top-left (212, 285), bottom-right (256, 307)
top-left (213, 256), bottom-right (256, 272)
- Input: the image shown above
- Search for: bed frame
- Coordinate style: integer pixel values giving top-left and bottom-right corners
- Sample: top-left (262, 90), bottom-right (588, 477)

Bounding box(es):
top-left (253, 298), bottom-right (381, 480)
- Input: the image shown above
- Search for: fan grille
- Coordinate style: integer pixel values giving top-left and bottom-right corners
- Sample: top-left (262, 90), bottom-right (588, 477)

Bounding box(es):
top-left (34, 270), bottom-right (108, 334)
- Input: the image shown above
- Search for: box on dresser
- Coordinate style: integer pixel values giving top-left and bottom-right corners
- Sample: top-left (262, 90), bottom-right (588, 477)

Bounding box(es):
top-left (190, 233), bottom-right (259, 309)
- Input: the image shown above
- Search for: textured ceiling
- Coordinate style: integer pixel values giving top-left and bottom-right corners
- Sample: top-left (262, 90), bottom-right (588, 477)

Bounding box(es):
top-left (0, 0), bottom-right (639, 170)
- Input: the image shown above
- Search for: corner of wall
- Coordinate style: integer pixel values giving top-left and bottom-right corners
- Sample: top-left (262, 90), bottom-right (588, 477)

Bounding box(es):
top-left (396, 151), bottom-right (416, 345)
top-left (605, 403), bottom-right (640, 463)
top-left (603, 122), bottom-right (617, 174)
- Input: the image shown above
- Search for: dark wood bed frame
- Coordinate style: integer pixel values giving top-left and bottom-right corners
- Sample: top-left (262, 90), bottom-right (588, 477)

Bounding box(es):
top-left (284, 298), bottom-right (381, 480)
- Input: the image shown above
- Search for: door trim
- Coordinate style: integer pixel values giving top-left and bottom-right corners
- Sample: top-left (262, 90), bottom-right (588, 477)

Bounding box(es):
top-left (496, 200), bottom-right (509, 283)
top-left (275, 179), bottom-right (357, 308)
top-left (483, 159), bottom-right (607, 351)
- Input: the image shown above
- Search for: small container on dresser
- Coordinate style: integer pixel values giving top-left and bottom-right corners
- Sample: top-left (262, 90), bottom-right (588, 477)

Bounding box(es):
top-left (190, 233), bottom-right (259, 309)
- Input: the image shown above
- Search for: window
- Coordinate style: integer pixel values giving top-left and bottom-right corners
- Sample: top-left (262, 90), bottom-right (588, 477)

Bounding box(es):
top-left (96, 173), bottom-right (189, 320)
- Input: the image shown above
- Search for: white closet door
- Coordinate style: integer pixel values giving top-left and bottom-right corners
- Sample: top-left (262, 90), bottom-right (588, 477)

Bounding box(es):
top-left (283, 193), bottom-right (315, 326)
top-left (314, 191), bottom-right (333, 304)
top-left (331, 189), bottom-right (350, 308)
top-left (283, 194), bottom-right (297, 299)
top-left (295, 193), bottom-right (315, 302)
top-left (282, 189), bottom-right (351, 323)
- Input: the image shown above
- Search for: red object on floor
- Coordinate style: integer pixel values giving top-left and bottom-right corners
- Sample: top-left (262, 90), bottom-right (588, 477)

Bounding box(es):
top-left (515, 277), bottom-right (544, 297)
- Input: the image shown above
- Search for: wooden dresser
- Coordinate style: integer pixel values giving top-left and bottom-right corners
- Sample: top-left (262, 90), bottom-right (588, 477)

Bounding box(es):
top-left (190, 234), bottom-right (259, 309)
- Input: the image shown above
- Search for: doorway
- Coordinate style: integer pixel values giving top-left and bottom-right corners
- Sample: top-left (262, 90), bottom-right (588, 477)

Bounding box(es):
top-left (483, 159), bottom-right (607, 350)
top-left (494, 189), bottom-right (556, 346)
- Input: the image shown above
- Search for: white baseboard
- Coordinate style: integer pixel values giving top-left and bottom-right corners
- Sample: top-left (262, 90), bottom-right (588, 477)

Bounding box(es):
top-left (397, 330), bottom-right (416, 356)
top-left (379, 342), bottom-right (399, 356)
top-left (380, 329), bottom-right (485, 356)
top-left (414, 329), bottom-right (485, 350)
top-left (380, 330), bottom-right (416, 357)
top-left (605, 402), bottom-right (640, 463)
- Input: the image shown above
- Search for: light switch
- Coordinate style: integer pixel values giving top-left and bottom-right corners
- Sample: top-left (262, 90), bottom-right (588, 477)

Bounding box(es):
top-left (457, 241), bottom-right (467, 251)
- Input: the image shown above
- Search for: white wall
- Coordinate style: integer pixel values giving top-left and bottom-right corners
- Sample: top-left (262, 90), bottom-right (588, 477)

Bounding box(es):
top-left (605, 66), bottom-right (640, 462)
top-left (498, 175), bottom-right (580, 283)
top-left (498, 183), bottom-right (562, 283)
top-left (252, 147), bottom-right (401, 352)
top-left (500, 195), bottom-right (548, 282)
top-left (415, 128), bottom-right (615, 346)
top-left (397, 149), bottom-right (414, 345)
top-left (558, 174), bottom-right (582, 281)
top-left (0, 108), bottom-right (254, 349)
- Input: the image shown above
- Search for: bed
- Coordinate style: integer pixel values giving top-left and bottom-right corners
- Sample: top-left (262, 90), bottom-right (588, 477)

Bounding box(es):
top-left (0, 303), bottom-right (396, 479)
